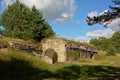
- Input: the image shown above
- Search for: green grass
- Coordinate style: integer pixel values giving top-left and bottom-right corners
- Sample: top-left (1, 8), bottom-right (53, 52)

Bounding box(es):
top-left (0, 37), bottom-right (120, 80)
top-left (0, 49), bottom-right (120, 80)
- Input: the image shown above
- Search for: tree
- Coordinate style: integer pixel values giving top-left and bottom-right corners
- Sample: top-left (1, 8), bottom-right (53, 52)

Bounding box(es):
top-left (90, 38), bottom-right (100, 49)
top-left (90, 37), bottom-right (110, 51)
top-left (90, 31), bottom-right (120, 55)
top-left (87, 0), bottom-right (120, 55)
top-left (28, 6), bottom-right (55, 41)
top-left (86, 0), bottom-right (120, 26)
top-left (107, 45), bottom-right (117, 55)
top-left (0, 0), bottom-right (55, 42)
top-left (111, 30), bottom-right (120, 53)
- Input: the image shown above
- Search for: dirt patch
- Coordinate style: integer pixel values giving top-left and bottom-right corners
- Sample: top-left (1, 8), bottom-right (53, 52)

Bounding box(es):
top-left (116, 54), bottom-right (120, 58)
top-left (0, 48), bottom-right (9, 54)
top-left (0, 44), bottom-right (7, 49)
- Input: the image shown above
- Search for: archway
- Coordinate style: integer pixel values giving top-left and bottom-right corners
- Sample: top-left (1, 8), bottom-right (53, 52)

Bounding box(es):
top-left (44, 49), bottom-right (58, 63)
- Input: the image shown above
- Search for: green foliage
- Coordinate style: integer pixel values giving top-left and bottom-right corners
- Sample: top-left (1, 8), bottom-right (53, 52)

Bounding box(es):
top-left (0, 0), bottom-right (55, 42)
top-left (90, 31), bottom-right (120, 55)
top-left (111, 30), bottom-right (120, 53)
top-left (0, 51), bottom-right (120, 80)
top-left (107, 45), bottom-right (117, 55)
top-left (90, 37), bottom-right (110, 51)
top-left (67, 52), bottom-right (80, 61)
top-left (87, 0), bottom-right (120, 55)
top-left (0, 37), bottom-right (120, 80)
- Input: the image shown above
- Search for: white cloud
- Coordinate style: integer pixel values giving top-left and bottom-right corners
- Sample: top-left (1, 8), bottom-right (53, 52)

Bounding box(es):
top-left (99, 10), bottom-right (109, 16)
top-left (1, 0), bottom-right (76, 23)
top-left (76, 29), bottom-right (115, 42)
top-left (76, 36), bottom-right (91, 42)
top-left (84, 9), bottom-right (120, 42)
top-left (88, 10), bottom-right (120, 31)
top-left (86, 29), bottom-right (115, 38)
top-left (99, 10), bottom-right (118, 30)
top-left (104, 18), bottom-right (120, 31)
top-left (87, 11), bottom-right (98, 18)
top-left (1, 0), bottom-right (15, 8)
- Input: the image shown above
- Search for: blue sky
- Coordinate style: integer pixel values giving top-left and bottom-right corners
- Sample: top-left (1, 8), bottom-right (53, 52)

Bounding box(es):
top-left (0, 0), bottom-right (117, 42)
top-left (50, 0), bottom-right (113, 39)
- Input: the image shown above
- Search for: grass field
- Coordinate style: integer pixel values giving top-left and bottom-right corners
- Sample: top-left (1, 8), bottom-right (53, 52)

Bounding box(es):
top-left (0, 37), bottom-right (120, 80)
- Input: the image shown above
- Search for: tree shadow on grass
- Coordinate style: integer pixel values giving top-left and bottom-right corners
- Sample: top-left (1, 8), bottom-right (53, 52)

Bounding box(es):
top-left (55, 65), bottom-right (120, 80)
top-left (0, 58), bottom-right (120, 80)
top-left (0, 58), bottom-right (54, 80)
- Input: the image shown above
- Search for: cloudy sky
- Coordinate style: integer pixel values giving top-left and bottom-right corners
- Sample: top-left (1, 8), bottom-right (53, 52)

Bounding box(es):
top-left (0, 0), bottom-right (119, 42)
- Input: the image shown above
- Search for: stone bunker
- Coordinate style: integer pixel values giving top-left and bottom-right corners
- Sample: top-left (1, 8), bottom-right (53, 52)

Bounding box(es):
top-left (8, 37), bottom-right (97, 64)
top-left (41, 37), bottom-right (97, 63)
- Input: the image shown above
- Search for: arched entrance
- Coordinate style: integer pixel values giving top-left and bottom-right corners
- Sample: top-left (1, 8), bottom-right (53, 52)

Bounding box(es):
top-left (44, 49), bottom-right (58, 63)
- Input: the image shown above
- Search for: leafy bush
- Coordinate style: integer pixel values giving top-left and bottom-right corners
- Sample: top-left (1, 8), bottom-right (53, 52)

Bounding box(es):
top-left (90, 31), bottom-right (120, 55)
top-left (107, 46), bottom-right (117, 56)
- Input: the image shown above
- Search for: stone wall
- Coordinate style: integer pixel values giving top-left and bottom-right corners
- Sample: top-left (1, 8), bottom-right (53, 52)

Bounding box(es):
top-left (0, 44), bottom-right (7, 49)
top-left (42, 38), bottom-right (97, 63)
top-left (41, 38), bottom-right (67, 62)
top-left (8, 41), bottom-right (43, 57)
top-left (8, 37), bottom-right (97, 64)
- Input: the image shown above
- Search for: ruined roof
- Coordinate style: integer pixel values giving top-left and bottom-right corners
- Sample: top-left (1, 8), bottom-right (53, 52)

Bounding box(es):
top-left (64, 39), bottom-right (97, 53)
top-left (42, 37), bottom-right (97, 52)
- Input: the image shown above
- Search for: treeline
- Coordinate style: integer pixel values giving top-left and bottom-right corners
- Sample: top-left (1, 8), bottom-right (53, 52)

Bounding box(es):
top-left (0, 0), bottom-right (55, 42)
top-left (90, 30), bottom-right (120, 55)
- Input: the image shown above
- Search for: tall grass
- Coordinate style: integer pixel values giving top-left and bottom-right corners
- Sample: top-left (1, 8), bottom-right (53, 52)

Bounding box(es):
top-left (0, 37), bottom-right (120, 80)
top-left (0, 48), bottom-right (120, 80)
top-left (0, 49), bottom-right (50, 69)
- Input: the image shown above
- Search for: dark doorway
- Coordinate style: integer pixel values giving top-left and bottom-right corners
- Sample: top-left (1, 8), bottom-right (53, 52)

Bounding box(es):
top-left (44, 49), bottom-right (58, 63)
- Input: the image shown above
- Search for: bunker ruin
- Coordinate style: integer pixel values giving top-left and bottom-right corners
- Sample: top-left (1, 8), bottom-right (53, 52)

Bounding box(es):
top-left (42, 37), bottom-right (97, 63)
top-left (8, 37), bottom-right (97, 64)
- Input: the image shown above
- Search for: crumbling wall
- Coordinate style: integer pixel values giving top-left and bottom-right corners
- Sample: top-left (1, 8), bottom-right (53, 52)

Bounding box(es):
top-left (41, 38), bottom-right (67, 62)
top-left (44, 49), bottom-right (58, 64)
top-left (8, 37), bottom-right (97, 64)
top-left (0, 44), bottom-right (7, 49)
top-left (8, 41), bottom-right (43, 57)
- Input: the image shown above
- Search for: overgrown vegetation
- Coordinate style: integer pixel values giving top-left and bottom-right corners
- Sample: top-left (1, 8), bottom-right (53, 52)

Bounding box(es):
top-left (0, 0), bottom-right (55, 42)
top-left (0, 0), bottom-right (120, 79)
top-left (0, 47), bottom-right (120, 80)
top-left (90, 30), bottom-right (120, 55)
top-left (0, 36), bottom-right (120, 80)
top-left (46, 37), bottom-right (96, 50)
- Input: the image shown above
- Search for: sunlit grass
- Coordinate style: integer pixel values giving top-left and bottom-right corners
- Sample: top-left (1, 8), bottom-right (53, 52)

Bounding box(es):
top-left (0, 48), bottom-right (50, 69)
top-left (0, 37), bottom-right (120, 80)
top-left (0, 48), bottom-right (120, 80)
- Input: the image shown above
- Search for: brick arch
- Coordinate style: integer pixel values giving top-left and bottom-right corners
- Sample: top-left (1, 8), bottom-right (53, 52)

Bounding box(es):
top-left (44, 49), bottom-right (58, 63)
